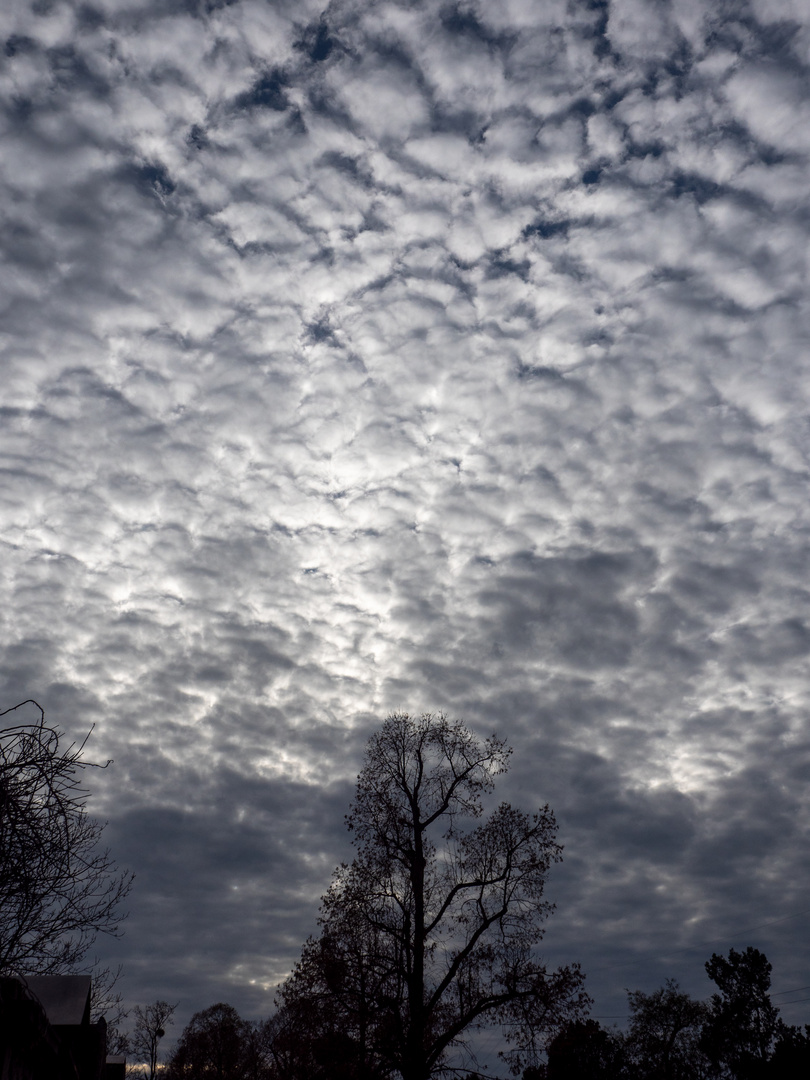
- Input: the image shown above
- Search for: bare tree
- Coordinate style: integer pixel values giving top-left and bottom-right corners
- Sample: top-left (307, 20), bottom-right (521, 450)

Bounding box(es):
top-left (129, 1000), bottom-right (177, 1079)
top-left (0, 699), bottom-right (134, 975)
top-left (89, 960), bottom-right (130, 1053)
top-left (274, 712), bottom-right (589, 1080)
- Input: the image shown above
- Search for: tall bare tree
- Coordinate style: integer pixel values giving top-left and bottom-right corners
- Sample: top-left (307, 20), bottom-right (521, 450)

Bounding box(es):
top-left (274, 712), bottom-right (589, 1080)
top-left (0, 699), bottom-right (133, 975)
top-left (129, 1000), bottom-right (177, 1079)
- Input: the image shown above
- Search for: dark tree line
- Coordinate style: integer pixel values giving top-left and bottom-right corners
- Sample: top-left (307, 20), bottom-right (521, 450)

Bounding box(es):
top-left (539, 946), bottom-right (810, 1080)
top-left (153, 945), bottom-right (809, 1080)
top-left (4, 699), bottom-right (808, 1080)
top-left (148, 715), bottom-right (808, 1080)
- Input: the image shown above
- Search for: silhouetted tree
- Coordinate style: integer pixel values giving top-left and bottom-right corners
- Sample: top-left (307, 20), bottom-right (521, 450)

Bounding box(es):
top-left (166, 1002), bottom-right (266, 1080)
top-left (274, 712), bottom-right (589, 1080)
top-left (625, 979), bottom-right (709, 1080)
top-left (700, 947), bottom-right (780, 1079)
top-left (769, 1023), bottom-right (810, 1079)
top-left (0, 700), bottom-right (133, 975)
top-left (88, 960), bottom-right (129, 1053)
top-left (545, 1018), bottom-right (629, 1079)
top-left (270, 906), bottom-right (397, 1080)
top-left (129, 999), bottom-right (177, 1079)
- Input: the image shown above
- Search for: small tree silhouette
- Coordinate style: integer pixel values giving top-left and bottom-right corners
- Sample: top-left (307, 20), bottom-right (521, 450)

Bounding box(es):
top-left (130, 1000), bottom-right (177, 1079)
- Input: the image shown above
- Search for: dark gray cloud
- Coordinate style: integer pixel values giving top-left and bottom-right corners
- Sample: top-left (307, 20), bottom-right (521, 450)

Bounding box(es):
top-left (1, 0), bottom-right (810, 1046)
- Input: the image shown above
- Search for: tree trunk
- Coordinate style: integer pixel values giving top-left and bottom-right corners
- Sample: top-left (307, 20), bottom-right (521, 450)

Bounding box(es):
top-left (404, 812), bottom-right (428, 1080)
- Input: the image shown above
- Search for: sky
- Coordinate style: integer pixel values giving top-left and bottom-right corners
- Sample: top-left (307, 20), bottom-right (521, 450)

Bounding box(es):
top-left (2, 0), bottom-right (810, 1056)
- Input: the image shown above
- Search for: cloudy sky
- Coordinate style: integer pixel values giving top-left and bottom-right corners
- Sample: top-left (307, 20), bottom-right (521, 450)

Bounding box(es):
top-left (3, 0), bottom-right (810, 1052)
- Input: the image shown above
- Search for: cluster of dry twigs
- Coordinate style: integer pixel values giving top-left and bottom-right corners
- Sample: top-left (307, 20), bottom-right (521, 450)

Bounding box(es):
top-left (0, 699), bottom-right (133, 977)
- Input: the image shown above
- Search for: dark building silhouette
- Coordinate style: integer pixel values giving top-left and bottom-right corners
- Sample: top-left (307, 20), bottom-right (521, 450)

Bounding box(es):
top-left (0, 975), bottom-right (125, 1080)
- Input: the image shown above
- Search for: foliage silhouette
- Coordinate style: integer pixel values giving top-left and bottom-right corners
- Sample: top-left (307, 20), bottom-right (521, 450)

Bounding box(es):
top-left (769, 1022), bottom-right (810, 1079)
top-left (165, 1002), bottom-right (264, 1080)
top-left (625, 979), bottom-right (709, 1080)
top-left (545, 1018), bottom-right (629, 1079)
top-left (701, 947), bottom-right (781, 1079)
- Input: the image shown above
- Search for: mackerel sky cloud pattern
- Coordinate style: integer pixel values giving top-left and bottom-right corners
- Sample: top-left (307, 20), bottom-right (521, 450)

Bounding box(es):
top-left (1, 0), bottom-right (810, 1036)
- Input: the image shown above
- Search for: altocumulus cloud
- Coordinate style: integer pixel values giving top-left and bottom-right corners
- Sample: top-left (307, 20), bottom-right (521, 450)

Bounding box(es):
top-left (1, 0), bottom-right (810, 1034)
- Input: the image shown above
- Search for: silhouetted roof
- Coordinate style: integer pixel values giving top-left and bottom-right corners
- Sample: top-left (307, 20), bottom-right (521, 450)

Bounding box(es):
top-left (19, 975), bottom-right (92, 1025)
